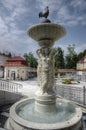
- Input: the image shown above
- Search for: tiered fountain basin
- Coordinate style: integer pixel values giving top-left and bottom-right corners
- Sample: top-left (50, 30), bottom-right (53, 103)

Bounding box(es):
top-left (6, 98), bottom-right (82, 130)
top-left (5, 23), bottom-right (82, 130)
top-left (28, 23), bottom-right (66, 47)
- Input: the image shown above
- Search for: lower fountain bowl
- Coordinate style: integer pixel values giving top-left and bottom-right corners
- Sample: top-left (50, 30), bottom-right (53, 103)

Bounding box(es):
top-left (5, 98), bottom-right (82, 130)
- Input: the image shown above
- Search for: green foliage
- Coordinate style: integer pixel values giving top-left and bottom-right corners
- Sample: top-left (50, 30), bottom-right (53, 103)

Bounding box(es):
top-left (0, 52), bottom-right (12, 57)
top-left (77, 80), bottom-right (80, 83)
top-left (78, 49), bottom-right (86, 61)
top-left (55, 47), bottom-right (65, 69)
top-left (23, 46), bottom-right (86, 70)
top-left (8, 52), bottom-right (12, 57)
top-left (62, 78), bottom-right (74, 84)
top-left (62, 78), bottom-right (80, 84)
top-left (65, 44), bottom-right (78, 69)
top-left (24, 52), bottom-right (38, 68)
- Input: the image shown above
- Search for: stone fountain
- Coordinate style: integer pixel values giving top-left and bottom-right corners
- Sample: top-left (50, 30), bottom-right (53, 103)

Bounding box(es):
top-left (5, 7), bottom-right (82, 130)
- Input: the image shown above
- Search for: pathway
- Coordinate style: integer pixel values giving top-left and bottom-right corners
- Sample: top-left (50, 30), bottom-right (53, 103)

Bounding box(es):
top-left (13, 78), bottom-right (39, 97)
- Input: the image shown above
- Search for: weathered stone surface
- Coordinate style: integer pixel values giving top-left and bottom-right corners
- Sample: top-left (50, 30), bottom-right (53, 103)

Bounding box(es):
top-left (28, 23), bottom-right (66, 44)
top-left (6, 22), bottom-right (82, 130)
top-left (5, 98), bottom-right (82, 130)
top-left (37, 47), bottom-right (56, 94)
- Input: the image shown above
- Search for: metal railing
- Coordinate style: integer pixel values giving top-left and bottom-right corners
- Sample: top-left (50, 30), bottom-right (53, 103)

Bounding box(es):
top-left (77, 75), bottom-right (86, 82)
top-left (0, 113), bottom-right (8, 128)
top-left (82, 113), bottom-right (86, 129)
top-left (0, 79), bottom-right (23, 129)
top-left (55, 84), bottom-right (86, 106)
top-left (0, 79), bottom-right (22, 93)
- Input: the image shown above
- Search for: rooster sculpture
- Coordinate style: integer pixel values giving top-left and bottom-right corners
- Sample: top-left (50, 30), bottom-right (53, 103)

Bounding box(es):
top-left (39, 6), bottom-right (49, 18)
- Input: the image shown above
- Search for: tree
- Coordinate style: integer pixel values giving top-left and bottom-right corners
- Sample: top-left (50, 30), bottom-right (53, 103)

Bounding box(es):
top-left (8, 52), bottom-right (12, 58)
top-left (65, 44), bottom-right (78, 69)
top-left (55, 47), bottom-right (65, 69)
top-left (83, 49), bottom-right (86, 56)
top-left (24, 52), bottom-right (38, 68)
top-left (78, 49), bottom-right (86, 61)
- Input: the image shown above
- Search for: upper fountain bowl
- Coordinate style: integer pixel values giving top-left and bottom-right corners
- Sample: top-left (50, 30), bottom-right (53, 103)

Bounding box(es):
top-left (28, 23), bottom-right (66, 47)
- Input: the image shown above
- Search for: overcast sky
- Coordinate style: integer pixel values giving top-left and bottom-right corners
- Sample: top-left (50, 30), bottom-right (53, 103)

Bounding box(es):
top-left (0, 0), bottom-right (86, 56)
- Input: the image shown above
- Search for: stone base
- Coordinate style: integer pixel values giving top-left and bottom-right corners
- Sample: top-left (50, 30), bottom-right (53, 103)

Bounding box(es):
top-left (5, 118), bottom-right (82, 130)
top-left (5, 98), bottom-right (82, 130)
top-left (35, 92), bottom-right (56, 113)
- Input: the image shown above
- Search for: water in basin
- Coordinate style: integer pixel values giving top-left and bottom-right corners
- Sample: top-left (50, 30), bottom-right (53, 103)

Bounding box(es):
top-left (16, 99), bottom-right (76, 124)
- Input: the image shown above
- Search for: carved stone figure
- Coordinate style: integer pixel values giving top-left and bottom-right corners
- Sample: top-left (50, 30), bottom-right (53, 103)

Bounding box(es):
top-left (37, 47), bottom-right (56, 94)
top-left (36, 49), bottom-right (42, 87)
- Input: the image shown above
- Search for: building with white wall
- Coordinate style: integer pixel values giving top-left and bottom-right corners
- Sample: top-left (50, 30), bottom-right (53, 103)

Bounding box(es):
top-left (77, 55), bottom-right (86, 75)
top-left (0, 54), bottom-right (10, 78)
top-left (4, 56), bottom-right (29, 80)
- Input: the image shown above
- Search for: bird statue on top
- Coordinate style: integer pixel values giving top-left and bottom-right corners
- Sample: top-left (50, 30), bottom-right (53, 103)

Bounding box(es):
top-left (39, 6), bottom-right (51, 23)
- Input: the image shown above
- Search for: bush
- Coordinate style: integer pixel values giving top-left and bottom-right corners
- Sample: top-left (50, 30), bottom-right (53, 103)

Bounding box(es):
top-left (62, 78), bottom-right (73, 84)
top-left (62, 78), bottom-right (80, 84)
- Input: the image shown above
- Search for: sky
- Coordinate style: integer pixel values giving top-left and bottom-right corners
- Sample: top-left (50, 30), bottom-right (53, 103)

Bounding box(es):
top-left (0, 0), bottom-right (86, 57)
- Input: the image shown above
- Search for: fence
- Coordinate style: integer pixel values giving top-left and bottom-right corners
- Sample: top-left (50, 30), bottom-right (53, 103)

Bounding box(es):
top-left (0, 79), bottom-right (23, 129)
top-left (0, 79), bottom-right (22, 93)
top-left (77, 75), bottom-right (86, 82)
top-left (55, 84), bottom-right (86, 106)
top-left (0, 112), bottom-right (8, 128)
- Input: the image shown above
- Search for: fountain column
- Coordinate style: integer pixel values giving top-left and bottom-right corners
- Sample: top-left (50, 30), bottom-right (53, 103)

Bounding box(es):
top-left (35, 42), bottom-right (56, 113)
top-left (28, 22), bottom-right (66, 114)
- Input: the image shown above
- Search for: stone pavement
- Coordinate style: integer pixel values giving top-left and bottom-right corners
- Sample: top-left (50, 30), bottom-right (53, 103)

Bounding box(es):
top-left (13, 78), bottom-right (86, 98)
top-left (13, 78), bottom-right (39, 97)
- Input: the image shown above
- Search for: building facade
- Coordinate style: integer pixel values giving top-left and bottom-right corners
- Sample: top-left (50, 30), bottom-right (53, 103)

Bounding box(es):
top-left (77, 55), bottom-right (86, 75)
top-left (0, 54), bottom-right (10, 78)
top-left (4, 56), bottom-right (29, 80)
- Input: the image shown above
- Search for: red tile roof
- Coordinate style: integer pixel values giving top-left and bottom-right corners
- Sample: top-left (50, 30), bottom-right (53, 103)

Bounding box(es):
top-left (5, 56), bottom-right (28, 67)
top-left (7, 56), bottom-right (25, 61)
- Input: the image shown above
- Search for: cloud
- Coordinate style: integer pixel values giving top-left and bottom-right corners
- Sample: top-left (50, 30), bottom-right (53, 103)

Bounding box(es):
top-left (36, 0), bottom-right (86, 26)
top-left (1, 0), bottom-right (25, 10)
top-left (70, 0), bottom-right (86, 9)
top-left (0, 16), bottom-right (8, 35)
top-left (75, 43), bottom-right (86, 53)
top-left (0, 0), bottom-right (86, 56)
top-left (0, 13), bottom-right (38, 56)
top-left (0, 0), bottom-right (30, 55)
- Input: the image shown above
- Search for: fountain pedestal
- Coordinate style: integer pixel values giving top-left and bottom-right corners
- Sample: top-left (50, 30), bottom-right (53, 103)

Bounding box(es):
top-left (35, 93), bottom-right (56, 113)
top-left (29, 23), bottom-right (66, 114)
top-left (5, 23), bottom-right (82, 130)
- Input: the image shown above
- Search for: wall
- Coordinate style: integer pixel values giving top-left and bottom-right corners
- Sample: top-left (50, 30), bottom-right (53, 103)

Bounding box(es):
top-left (0, 91), bottom-right (23, 106)
top-left (0, 55), bottom-right (9, 66)
top-left (77, 63), bottom-right (84, 70)
top-left (4, 66), bottom-right (29, 80)
top-left (84, 57), bottom-right (86, 62)
top-left (84, 63), bottom-right (86, 69)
